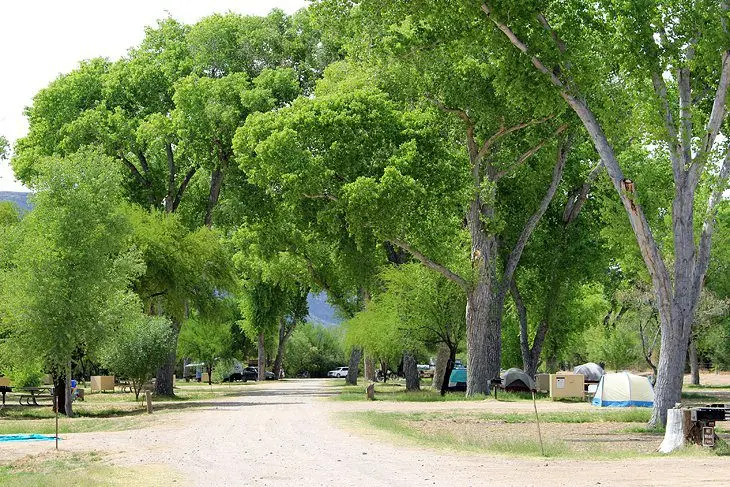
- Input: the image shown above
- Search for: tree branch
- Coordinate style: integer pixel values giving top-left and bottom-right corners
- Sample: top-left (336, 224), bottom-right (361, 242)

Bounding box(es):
top-left (562, 161), bottom-right (603, 224)
top-left (501, 136), bottom-right (570, 287)
top-left (302, 193), bottom-right (338, 202)
top-left (697, 51), bottom-right (730, 163)
top-left (390, 239), bottom-right (469, 291)
top-left (173, 165), bottom-right (197, 212)
top-left (511, 278), bottom-right (531, 369)
top-left (651, 71), bottom-right (683, 181)
top-left (135, 151), bottom-right (150, 175)
top-left (493, 123), bottom-right (568, 181)
top-left (121, 155), bottom-right (149, 188)
top-left (484, 4), bottom-right (673, 306)
top-left (693, 146), bottom-right (730, 301)
top-left (477, 116), bottom-right (553, 161)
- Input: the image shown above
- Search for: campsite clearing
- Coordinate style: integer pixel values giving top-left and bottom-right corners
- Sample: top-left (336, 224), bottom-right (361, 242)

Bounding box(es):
top-left (0, 378), bottom-right (728, 486)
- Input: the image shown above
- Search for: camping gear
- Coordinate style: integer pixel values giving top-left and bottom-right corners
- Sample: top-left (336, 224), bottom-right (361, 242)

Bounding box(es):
top-left (447, 368), bottom-right (467, 391)
top-left (591, 372), bottom-right (654, 407)
top-left (501, 368), bottom-right (535, 392)
top-left (535, 373), bottom-right (550, 393)
top-left (549, 372), bottom-right (584, 399)
top-left (573, 362), bottom-right (605, 382)
top-left (0, 434), bottom-right (57, 442)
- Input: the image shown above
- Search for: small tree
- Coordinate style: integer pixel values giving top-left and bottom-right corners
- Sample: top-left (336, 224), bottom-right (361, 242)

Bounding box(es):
top-left (101, 316), bottom-right (173, 400)
top-left (177, 316), bottom-right (233, 385)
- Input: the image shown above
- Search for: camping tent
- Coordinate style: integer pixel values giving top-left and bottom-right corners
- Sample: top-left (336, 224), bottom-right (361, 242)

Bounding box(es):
top-left (591, 372), bottom-right (654, 407)
top-left (501, 368), bottom-right (535, 392)
top-left (573, 362), bottom-right (605, 382)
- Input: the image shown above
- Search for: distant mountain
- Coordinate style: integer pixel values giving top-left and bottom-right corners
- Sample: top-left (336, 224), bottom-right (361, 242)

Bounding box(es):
top-left (0, 191), bottom-right (31, 212)
top-left (307, 292), bottom-right (343, 328)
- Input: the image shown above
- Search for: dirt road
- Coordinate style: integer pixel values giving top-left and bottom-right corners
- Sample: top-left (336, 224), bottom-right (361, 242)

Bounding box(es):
top-left (1, 379), bottom-right (727, 486)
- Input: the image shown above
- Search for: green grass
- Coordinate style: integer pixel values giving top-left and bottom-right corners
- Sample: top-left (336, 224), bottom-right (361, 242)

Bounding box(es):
top-left (343, 409), bottom-right (684, 459)
top-left (332, 382), bottom-right (550, 402)
top-left (0, 451), bottom-right (181, 486)
top-left (345, 411), bottom-right (569, 458)
top-left (684, 383), bottom-right (730, 390)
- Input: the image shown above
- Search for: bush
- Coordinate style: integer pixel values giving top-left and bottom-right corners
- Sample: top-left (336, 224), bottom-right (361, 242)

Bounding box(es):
top-left (100, 316), bottom-right (173, 399)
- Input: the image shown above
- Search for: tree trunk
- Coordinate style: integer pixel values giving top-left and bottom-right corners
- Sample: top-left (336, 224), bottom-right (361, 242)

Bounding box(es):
top-left (346, 347), bottom-right (361, 385)
top-left (403, 351), bottom-right (420, 391)
top-left (258, 331), bottom-right (266, 382)
top-left (155, 319), bottom-right (181, 396)
top-left (204, 163), bottom-right (224, 228)
top-left (53, 374), bottom-right (66, 416)
top-left (432, 344), bottom-right (450, 391)
top-left (207, 365), bottom-right (213, 385)
top-left (689, 337), bottom-right (700, 386)
top-left (273, 318), bottom-right (296, 380)
top-left (64, 363), bottom-right (73, 418)
top-left (466, 280), bottom-right (492, 395)
top-left (364, 355), bottom-right (376, 382)
top-left (650, 303), bottom-right (693, 427)
top-left (440, 348), bottom-right (457, 396)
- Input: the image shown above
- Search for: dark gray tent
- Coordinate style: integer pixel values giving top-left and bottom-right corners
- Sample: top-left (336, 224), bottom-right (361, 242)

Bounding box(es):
top-left (573, 362), bottom-right (605, 382)
top-left (501, 368), bottom-right (535, 392)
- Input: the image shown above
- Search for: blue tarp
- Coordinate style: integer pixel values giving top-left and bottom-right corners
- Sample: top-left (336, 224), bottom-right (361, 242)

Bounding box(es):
top-left (0, 434), bottom-right (57, 442)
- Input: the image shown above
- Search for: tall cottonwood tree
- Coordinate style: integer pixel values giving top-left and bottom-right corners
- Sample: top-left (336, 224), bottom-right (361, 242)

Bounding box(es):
top-left (484, 0), bottom-right (730, 424)
top-left (14, 10), bottom-right (337, 395)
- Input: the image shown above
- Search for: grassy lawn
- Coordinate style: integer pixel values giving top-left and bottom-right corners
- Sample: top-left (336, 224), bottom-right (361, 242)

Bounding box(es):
top-left (0, 451), bottom-right (182, 486)
top-left (0, 381), bottom-right (255, 435)
top-left (332, 381), bottom-right (552, 402)
top-left (343, 408), bottom-right (722, 459)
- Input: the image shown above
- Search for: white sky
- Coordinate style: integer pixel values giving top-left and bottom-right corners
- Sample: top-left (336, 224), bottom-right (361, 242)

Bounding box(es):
top-left (0, 0), bottom-right (308, 192)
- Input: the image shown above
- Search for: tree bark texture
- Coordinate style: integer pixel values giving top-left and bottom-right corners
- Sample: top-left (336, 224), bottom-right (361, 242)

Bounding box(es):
top-left (346, 347), bottom-right (362, 385)
top-left (364, 355), bottom-right (376, 382)
top-left (204, 163), bottom-right (224, 228)
top-left (403, 351), bottom-right (421, 391)
top-left (688, 337), bottom-right (700, 386)
top-left (64, 362), bottom-right (73, 418)
top-left (432, 344), bottom-right (450, 391)
top-left (155, 319), bottom-right (181, 396)
top-left (258, 331), bottom-right (266, 382)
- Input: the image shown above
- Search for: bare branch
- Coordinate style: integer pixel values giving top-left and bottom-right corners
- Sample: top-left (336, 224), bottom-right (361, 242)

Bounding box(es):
top-left (302, 193), bottom-right (338, 202)
top-left (693, 146), bottom-right (730, 300)
top-left (562, 161), bottom-right (604, 224)
top-left (493, 123), bottom-right (568, 181)
top-left (173, 165), bottom-right (197, 212)
top-left (391, 239), bottom-right (469, 291)
top-left (482, 5), bottom-right (565, 88)
top-left (502, 135), bottom-right (570, 287)
top-left (477, 116), bottom-right (553, 161)
top-left (426, 95), bottom-right (474, 126)
top-left (651, 71), bottom-right (683, 180)
top-left (698, 51), bottom-right (730, 162)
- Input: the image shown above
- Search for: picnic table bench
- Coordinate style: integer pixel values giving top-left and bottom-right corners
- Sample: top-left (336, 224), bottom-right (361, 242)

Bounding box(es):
top-left (16, 386), bottom-right (54, 406)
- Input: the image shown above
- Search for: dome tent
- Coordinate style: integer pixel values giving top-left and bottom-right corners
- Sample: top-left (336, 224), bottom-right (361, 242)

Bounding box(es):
top-left (501, 368), bottom-right (535, 392)
top-left (573, 362), bottom-right (605, 382)
top-left (591, 372), bottom-right (654, 407)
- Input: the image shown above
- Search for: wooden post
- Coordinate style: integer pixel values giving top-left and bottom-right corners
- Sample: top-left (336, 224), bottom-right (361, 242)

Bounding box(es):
top-left (54, 391), bottom-right (59, 450)
top-left (532, 391), bottom-right (545, 456)
top-left (145, 390), bottom-right (153, 414)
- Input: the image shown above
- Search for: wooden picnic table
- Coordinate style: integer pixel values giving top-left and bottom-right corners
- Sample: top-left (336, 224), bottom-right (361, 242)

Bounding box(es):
top-left (0, 386), bottom-right (11, 407)
top-left (16, 386), bottom-right (54, 406)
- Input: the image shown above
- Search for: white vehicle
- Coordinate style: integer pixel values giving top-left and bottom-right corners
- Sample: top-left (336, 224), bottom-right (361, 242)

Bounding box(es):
top-left (328, 367), bottom-right (349, 378)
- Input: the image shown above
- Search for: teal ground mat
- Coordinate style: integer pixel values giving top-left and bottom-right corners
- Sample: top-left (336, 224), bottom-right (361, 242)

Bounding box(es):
top-left (0, 434), bottom-right (57, 442)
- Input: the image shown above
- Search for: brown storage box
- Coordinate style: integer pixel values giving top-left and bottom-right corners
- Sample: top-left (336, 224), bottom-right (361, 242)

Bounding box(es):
top-left (0, 377), bottom-right (10, 387)
top-left (91, 375), bottom-right (115, 393)
top-left (549, 372), bottom-right (584, 399)
top-left (535, 374), bottom-right (550, 393)
top-left (201, 373), bottom-right (209, 383)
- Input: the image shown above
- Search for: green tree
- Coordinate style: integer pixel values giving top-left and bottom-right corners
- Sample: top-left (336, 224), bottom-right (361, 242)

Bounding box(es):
top-left (285, 322), bottom-right (345, 378)
top-left (0, 149), bottom-right (144, 416)
top-left (484, 0), bottom-right (730, 426)
top-left (100, 315), bottom-right (173, 400)
top-left (177, 314), bottom-right (233, 385)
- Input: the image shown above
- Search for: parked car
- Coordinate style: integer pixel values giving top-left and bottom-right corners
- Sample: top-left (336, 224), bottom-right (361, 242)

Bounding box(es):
top-left (328, 367), bottom-right (349, 378)
top-left (234, 366), bottom-right (276, 381)
top-left (417, 364), bottom-right (435, 378)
